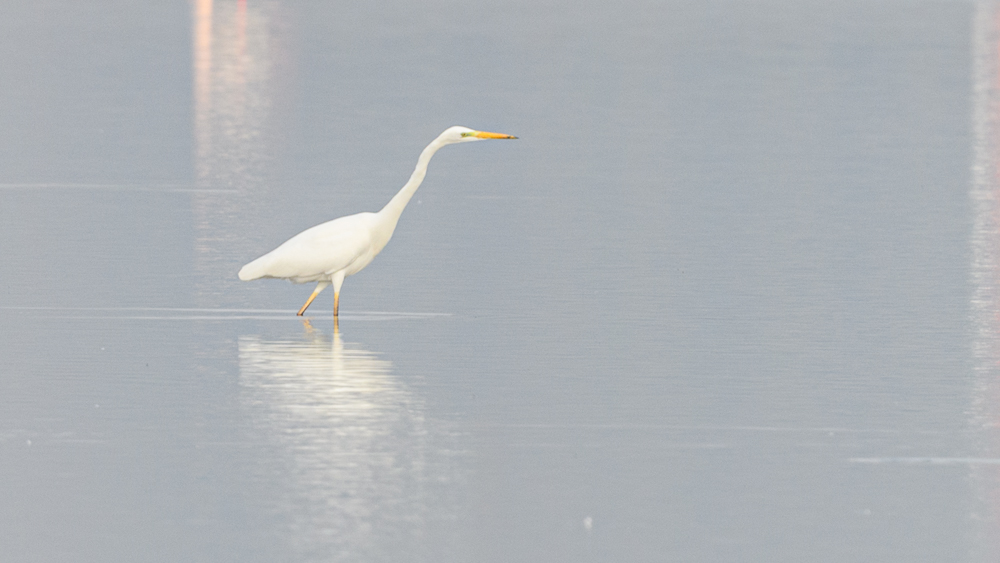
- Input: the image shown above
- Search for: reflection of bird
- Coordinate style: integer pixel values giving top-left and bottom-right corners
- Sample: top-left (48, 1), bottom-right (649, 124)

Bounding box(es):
top-left (239, 126), bottom-right (517, 318)
top-left (236, 322), bottom-right (438, 555)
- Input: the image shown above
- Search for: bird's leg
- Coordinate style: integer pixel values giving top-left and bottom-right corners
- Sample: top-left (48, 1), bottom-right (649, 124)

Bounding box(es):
top-left (333, 295), bottom-right (339, 333)
top-left (297, 281), bottom-right (330, 316)
top-left (331, 270), bottom-right (346, 320)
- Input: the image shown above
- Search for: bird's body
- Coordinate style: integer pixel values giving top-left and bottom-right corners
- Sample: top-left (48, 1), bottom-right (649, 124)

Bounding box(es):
top-left (238, 126), bottom-right (516, 317)
top-left (239, 212), bottom-right (385, 284)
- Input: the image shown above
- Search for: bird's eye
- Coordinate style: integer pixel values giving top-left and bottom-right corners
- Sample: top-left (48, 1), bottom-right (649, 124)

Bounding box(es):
top-left (460, 132), bottom-right (474, 137)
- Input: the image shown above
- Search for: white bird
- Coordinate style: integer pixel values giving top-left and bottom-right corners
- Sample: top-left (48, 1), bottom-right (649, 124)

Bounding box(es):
top-left (238, 126), bottom-right (517, 318)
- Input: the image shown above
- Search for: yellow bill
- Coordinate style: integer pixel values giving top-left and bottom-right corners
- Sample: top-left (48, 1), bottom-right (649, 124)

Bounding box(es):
top-left (474, 130), bottom-right (518, 139)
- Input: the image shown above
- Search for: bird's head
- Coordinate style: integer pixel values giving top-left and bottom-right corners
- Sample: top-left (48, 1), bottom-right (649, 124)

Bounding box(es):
top-left (440, 126), bottom-right (518, 144)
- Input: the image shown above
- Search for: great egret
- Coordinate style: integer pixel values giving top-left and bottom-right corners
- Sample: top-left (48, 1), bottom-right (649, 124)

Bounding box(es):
top-left (238, 126), bottom-right (517, 317)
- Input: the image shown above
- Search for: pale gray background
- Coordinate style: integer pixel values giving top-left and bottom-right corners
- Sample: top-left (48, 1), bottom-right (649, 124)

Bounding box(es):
top-left (0, 1), bottom-right (993, 562)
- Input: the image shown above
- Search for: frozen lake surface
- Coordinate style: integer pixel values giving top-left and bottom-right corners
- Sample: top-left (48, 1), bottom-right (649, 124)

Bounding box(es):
top-left (1, 1), bottom-right (997, 561)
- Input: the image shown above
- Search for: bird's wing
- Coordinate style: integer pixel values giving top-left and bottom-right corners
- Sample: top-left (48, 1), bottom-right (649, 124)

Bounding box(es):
top-left (241, 213), bottom-right (376, 281)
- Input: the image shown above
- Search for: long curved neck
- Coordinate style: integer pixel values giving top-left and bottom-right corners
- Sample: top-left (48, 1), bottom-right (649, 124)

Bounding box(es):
top-left (378, 136), bottom-right (448, 226)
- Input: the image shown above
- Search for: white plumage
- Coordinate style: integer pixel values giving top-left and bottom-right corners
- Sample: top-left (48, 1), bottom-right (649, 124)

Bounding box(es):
top-left (239, 126), bottom-right (517, 318)
top-left (239, 213), bottom-right (381, 283)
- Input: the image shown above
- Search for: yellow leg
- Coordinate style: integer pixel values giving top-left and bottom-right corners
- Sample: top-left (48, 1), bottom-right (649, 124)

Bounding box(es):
top-left (330, 270), bottom-right (345, 325)
top-left (297, 282), bottom-right (329, 316)
top-left (332, 292), bottom-right (340, 332)
top-left (296, 291), bottom-right (320, 316)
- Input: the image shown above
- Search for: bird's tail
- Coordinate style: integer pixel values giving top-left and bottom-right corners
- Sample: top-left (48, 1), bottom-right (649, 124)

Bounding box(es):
top-left (238, 256), bottom-right (269, 281)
